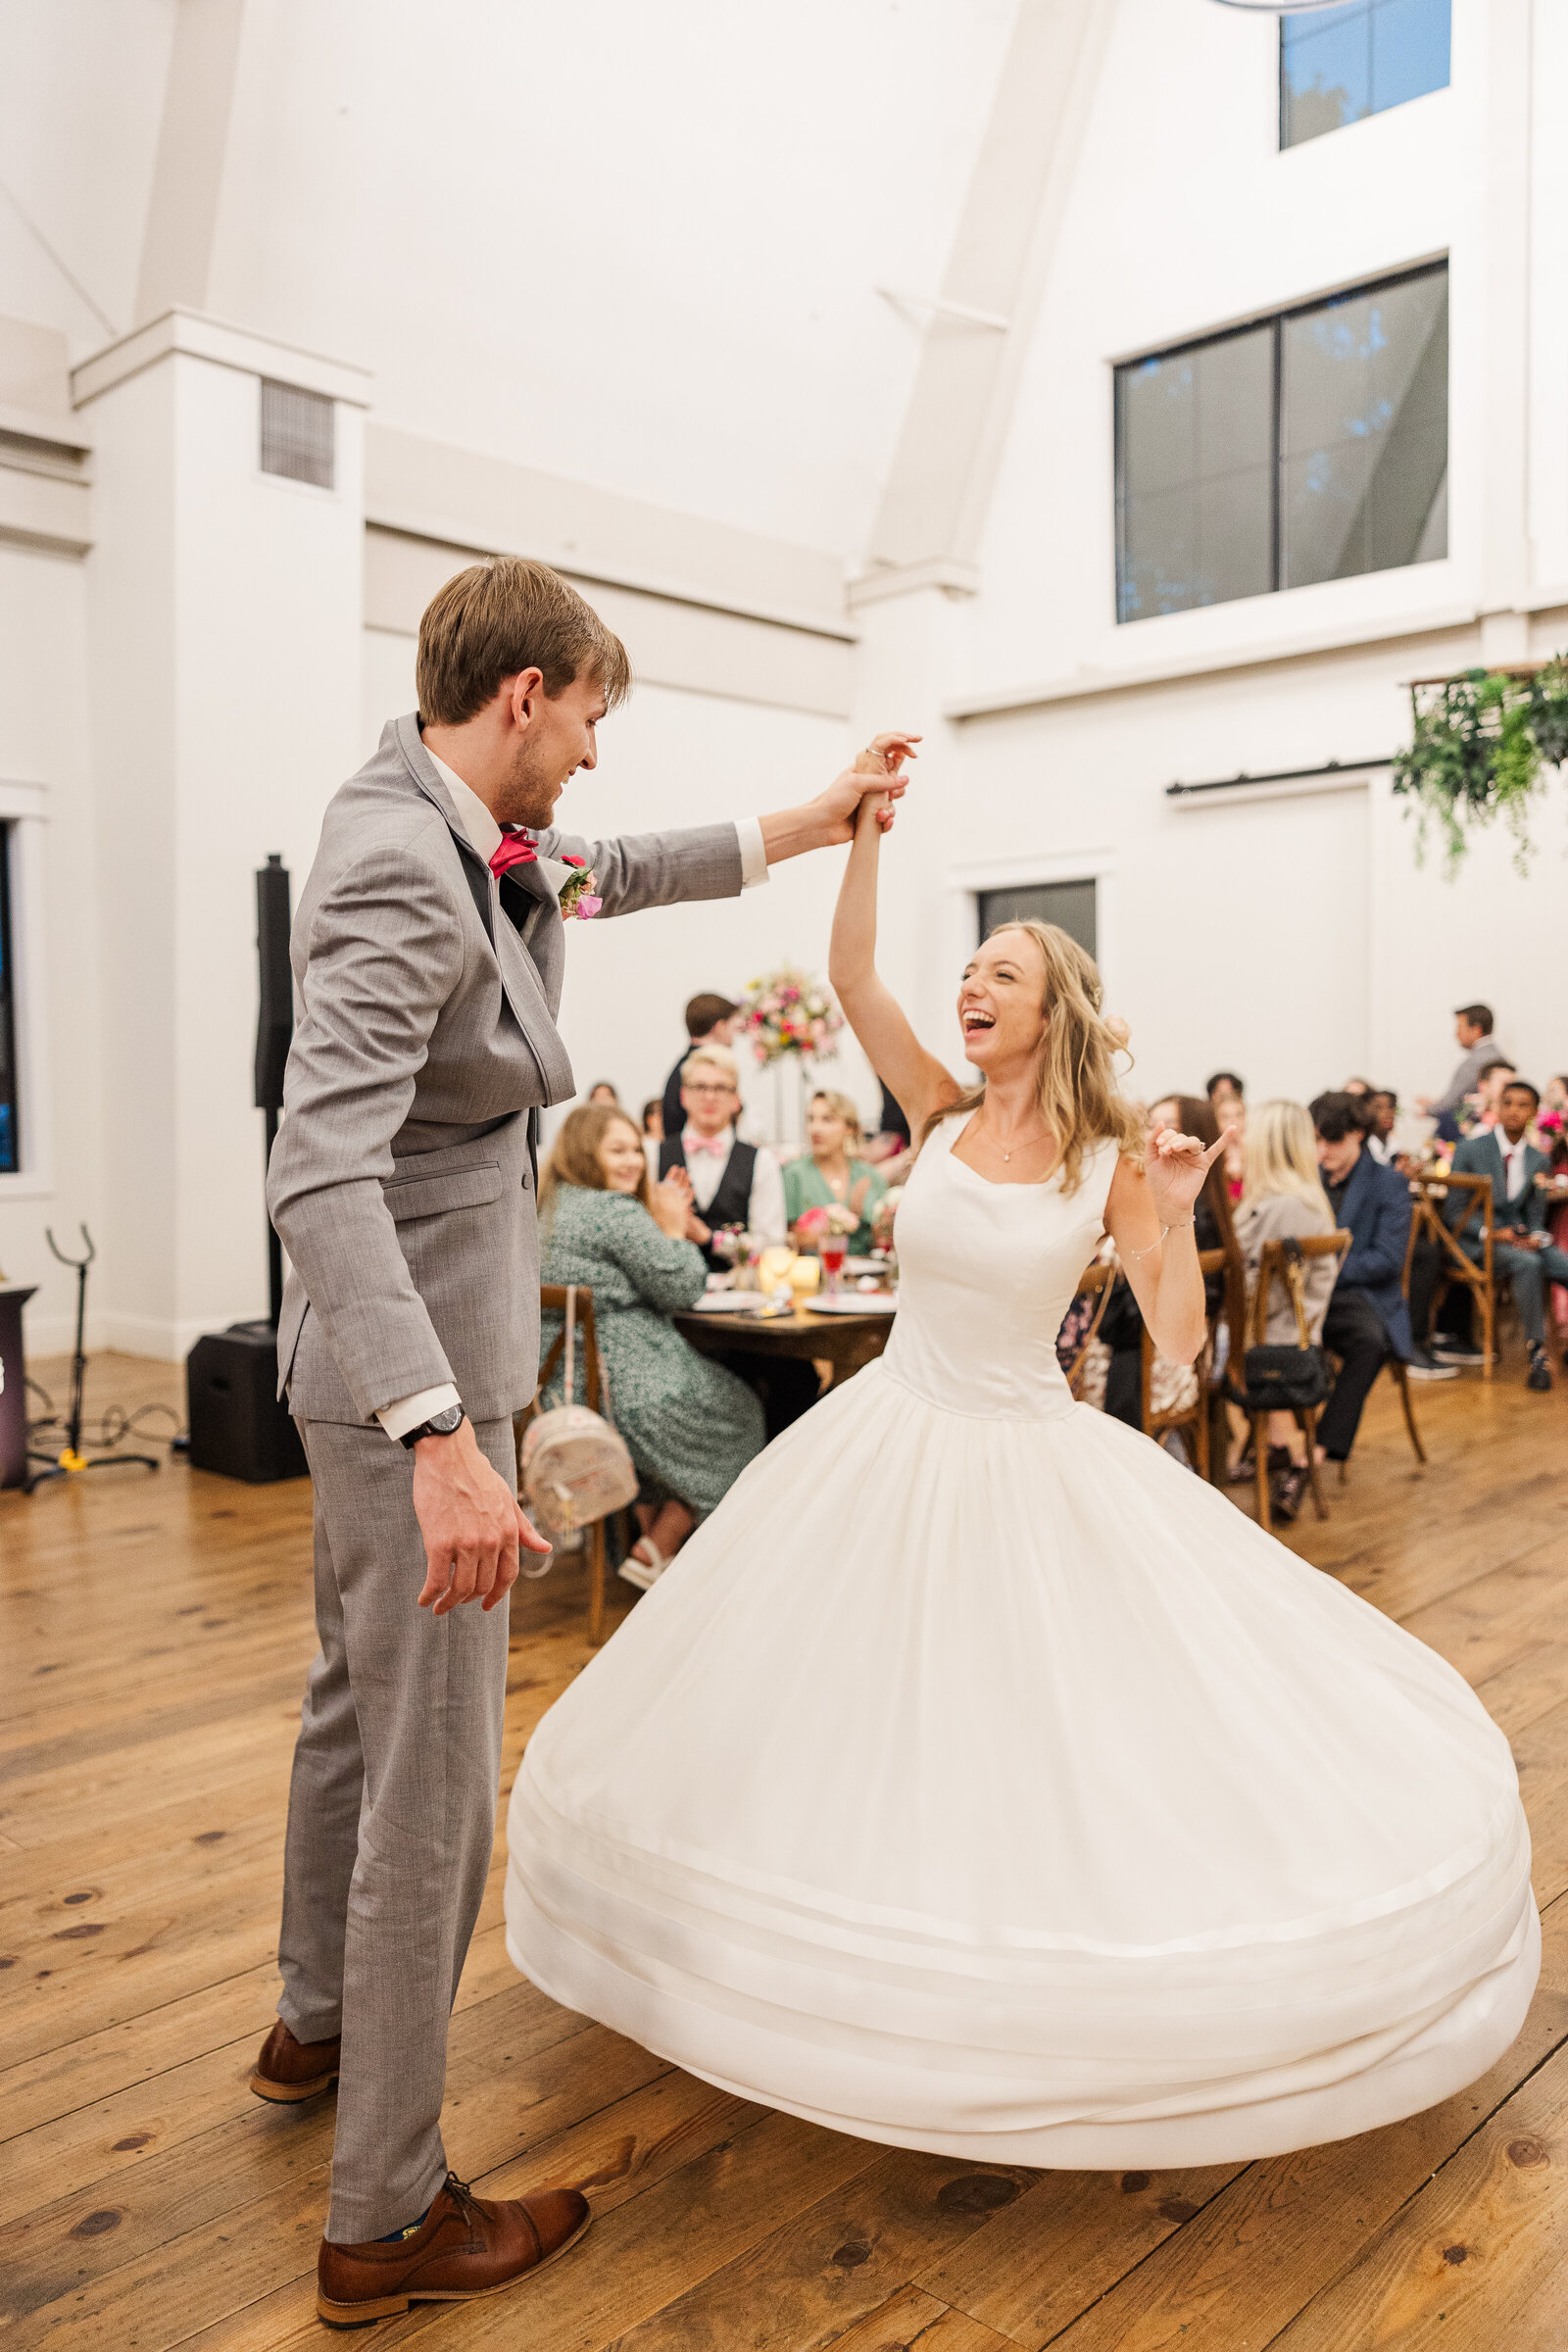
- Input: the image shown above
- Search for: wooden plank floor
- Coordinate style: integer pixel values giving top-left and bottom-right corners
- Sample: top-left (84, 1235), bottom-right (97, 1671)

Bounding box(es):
top-left (3, 1342), bottom-right (1567, 2351)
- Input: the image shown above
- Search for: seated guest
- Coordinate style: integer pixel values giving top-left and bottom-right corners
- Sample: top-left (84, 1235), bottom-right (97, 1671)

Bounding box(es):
top-left (640, 1095), bottom-right (663, 1178)
top-left (785, 1090), bottom-right (889, 1254)
top-left (661, 991), bottom-right (739, 1141)
top-left (1416, 1003), bottom-right (1506, 1136)
top-left (538, 1105), bottom-right (764, 1587)
top-left (660, 1045), bottom-right (812, 1436)
top-left (586, 1080), bottom-right (620, 1106)
top-left (1450, 1080), bottom-right (1568, 1392)
top-left (1466, 1056), bottom-right (1518, 1132)
top-left (1309, 1092), bottom-right (1416, 1466)
top-left (1235, 1101), bottom-right (1379, 1522)
top-left (1102, 1094), bottom-right (1231, 1435)
top-left (1365, 1089), bottom-right (1400, 1164)
top-left (660, 1044), bottom-right (785, 1263)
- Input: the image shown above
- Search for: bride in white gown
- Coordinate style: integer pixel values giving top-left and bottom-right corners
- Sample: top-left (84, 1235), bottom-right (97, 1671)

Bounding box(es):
top-left (506, 738), bottom-right (1537, 2166)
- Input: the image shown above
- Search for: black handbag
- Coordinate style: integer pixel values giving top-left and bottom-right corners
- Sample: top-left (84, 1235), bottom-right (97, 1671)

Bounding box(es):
top-left (1234, 1238), bottom-right (1330, 1412)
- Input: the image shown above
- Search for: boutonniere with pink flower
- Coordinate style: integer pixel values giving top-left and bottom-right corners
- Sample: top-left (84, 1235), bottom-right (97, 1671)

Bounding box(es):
top-left (556, 857), bottom-right (603, 921)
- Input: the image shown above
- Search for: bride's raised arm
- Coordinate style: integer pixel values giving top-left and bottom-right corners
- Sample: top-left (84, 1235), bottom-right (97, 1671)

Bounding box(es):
top-left (828, 738), bottom-right (961, 1139)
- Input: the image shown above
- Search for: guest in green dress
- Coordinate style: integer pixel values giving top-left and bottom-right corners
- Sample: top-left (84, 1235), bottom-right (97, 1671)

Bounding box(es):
top-left (784, 1090), bottom-right (889, 1255)
top-left (539, 1104), bottom-right (765, 1587)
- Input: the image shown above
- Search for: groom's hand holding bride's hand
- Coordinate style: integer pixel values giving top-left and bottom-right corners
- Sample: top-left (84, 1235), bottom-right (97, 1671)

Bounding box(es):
top-left (759, 731), bottom-right (919, 862)
top-left (1145, 1122), bottom-right (1235, 1226)
top-left (413, 1416), bottom-right (551, 1616)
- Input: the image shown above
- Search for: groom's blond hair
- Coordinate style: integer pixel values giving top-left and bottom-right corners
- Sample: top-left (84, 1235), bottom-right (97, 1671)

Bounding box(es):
top-left (417, 558), bottom-right (631, 727)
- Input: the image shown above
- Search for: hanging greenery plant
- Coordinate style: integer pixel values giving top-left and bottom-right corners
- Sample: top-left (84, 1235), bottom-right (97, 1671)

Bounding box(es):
top-left (1392, 657), bottom-right (1568, 874)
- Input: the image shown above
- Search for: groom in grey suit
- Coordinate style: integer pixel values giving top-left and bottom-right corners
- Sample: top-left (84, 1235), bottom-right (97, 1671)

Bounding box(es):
top-left (257, 556), bottom-right (905, 2325)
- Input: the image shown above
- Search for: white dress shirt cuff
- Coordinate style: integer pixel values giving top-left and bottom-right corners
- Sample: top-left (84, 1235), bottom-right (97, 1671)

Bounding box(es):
top-left (376, 1383), bottom-right (463, 1443)
top-left (736, 817), bottom-right (768, 891)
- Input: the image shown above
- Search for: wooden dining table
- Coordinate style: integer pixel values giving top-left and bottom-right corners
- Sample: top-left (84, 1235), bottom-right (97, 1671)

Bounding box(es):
top-left (672, 1295), bottom-right (898, 1391)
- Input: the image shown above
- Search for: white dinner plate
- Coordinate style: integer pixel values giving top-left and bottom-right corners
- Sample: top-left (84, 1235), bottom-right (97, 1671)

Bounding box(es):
top-left (805, 1294), bottom-right (898, 1315)
top-left (689, 1290), bottom-right (768, 1313)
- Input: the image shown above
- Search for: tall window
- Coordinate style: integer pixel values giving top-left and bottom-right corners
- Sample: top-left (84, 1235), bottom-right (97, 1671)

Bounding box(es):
top-left (1114, 263), bottom-right (1447, 623)
top-left (0, 825), bottom-right (19, 1174)
top-left (1281, 0), bottom-right (1450, 150)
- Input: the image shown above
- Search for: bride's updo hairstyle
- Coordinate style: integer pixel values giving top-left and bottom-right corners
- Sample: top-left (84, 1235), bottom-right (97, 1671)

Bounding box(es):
top-left (926, 920), bottom-right (1145, 1195)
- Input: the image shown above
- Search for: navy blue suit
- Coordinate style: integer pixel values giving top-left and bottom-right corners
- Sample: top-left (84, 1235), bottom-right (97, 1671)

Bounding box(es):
top-left (1315, 1145), bottom-right (1414, 1459)
top-left (1327, 1148), bottom-right (1414, 1360)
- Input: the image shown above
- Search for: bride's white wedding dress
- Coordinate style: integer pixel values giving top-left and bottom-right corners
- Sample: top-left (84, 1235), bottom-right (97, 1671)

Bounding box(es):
top-left (505, 1115), bottom-right (1538, 2165)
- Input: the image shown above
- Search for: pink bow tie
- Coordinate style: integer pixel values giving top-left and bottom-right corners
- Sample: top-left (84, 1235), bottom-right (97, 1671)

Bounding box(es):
top-left (686, 1133), bottom-right (728, 1159)
top-left (490, 829), bottom-right (538, 878)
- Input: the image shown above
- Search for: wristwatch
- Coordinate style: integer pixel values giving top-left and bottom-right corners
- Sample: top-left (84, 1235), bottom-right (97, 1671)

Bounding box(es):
top-left (399, 1402), bottom-right (466, 1449)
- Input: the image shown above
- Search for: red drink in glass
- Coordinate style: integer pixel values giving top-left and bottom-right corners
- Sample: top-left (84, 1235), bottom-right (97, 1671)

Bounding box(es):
top-left (819, 1237), bottom-right (847, 1294)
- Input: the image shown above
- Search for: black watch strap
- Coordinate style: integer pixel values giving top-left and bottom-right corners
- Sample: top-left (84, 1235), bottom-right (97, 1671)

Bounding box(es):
top-left (399, 1403), bottom-right (466, 1449)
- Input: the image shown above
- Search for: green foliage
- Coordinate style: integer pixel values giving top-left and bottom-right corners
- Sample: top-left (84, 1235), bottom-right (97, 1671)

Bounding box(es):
top-left (1392, 657), bottom-right (1568, 875)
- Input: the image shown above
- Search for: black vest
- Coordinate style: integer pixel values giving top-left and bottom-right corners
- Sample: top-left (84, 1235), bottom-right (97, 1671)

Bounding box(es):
top-left (660, 1134), bottom-right (757, 1272)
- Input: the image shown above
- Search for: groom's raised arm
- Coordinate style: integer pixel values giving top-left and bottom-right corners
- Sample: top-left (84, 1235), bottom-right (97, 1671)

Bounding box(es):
top-left (537, 759), bottom-right (913, 916)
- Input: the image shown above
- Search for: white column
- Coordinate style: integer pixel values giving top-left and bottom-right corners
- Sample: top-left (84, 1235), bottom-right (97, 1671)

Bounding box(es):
top-left (72, 311), bottom-right (369, 1357)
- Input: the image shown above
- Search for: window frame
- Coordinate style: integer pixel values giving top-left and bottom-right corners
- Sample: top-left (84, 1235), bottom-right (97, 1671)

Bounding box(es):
top-left (1113, 258), bottom-right (1448, 625)
top-left (0, 784), bottom-right (53, 1199)
top-left (1278, 0), bottom-right (1451, 153)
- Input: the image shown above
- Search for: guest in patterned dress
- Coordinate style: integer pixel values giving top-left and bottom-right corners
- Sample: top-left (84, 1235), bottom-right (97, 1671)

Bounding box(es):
top-left (538, 1104), bottom-right (765, 1587)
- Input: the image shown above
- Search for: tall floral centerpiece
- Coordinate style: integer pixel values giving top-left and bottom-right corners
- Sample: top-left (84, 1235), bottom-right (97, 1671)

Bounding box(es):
top-left (739, 964), bottom-right (844, 1147)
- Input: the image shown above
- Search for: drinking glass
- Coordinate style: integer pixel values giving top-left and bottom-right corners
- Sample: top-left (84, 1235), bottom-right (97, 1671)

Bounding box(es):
top-left (819, 1236), bottom-right (848, 1296)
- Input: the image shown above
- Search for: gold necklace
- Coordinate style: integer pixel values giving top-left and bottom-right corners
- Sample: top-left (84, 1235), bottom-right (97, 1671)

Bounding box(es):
top-left (982, 1117), bottom-right (1050, 1165)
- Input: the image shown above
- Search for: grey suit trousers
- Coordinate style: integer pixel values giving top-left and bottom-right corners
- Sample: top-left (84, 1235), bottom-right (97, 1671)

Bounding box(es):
top-left (278, 1415), bottom-right (514, 2244)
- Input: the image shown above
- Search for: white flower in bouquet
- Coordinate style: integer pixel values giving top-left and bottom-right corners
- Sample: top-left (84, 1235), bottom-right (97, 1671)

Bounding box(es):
top-left (739, 964), bottom-right (844, 1067)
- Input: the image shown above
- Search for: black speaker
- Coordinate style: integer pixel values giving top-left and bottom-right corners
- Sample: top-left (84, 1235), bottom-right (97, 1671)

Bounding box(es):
top-left (186, 1322), bottom-right (308, 1483)
top-left (255, 854), bottom-right (293, 1113)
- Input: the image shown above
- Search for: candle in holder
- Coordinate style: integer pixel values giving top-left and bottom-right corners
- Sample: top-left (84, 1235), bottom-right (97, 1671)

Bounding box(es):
top-left (758, 1245), bottom-right (798, 1297)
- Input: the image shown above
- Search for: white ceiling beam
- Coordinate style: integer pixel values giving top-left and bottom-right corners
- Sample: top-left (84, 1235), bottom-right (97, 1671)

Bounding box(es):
top-left (858, 0), bottom-right (1112, 599)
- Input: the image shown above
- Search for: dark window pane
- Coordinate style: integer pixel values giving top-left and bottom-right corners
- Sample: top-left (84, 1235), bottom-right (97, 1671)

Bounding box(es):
top-left (1120, 482), bottom-right (1200, 619)
top-left (1282, 6), bottom-right (1371, 147)
top-left (978, 882), bottom-right (1096, 961)
top-left (0, 825), bottom-right (18, 1174)
top-left (1118, 354), bottom-right (1196, 499)
top-left (1198, 466), bottom-right (1274, 606)
top-left (1371, 0), bottom-right (1449, 114)
top-left (1117, 326), bottom-right (1274, 618)
top-left (1196, 328), bottom-right (1273, 480)
top-left (1280, 269), bottom-right (1446, 588)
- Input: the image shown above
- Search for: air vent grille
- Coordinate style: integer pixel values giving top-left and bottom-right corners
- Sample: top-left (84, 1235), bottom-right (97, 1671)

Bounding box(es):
top-left (260, 379), bottom-right (334, 489)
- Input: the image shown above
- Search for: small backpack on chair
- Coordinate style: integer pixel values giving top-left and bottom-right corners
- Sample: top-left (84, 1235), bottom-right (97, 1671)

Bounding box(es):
top-left (519, 1285), bottom-right (640, 1553)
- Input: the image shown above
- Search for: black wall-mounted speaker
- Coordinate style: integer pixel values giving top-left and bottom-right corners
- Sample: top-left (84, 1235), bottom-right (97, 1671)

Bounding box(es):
top-left (255, 854), bottom-right (293, 1114)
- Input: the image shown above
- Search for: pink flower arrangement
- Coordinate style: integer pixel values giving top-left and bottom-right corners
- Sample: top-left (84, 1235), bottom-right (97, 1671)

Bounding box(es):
top-left (739, 964), bottom-right (843, 1066)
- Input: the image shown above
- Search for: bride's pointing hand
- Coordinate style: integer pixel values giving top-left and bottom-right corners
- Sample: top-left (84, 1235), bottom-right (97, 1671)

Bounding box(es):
top-left (1145, 1123), bottom-right (1232, 1228)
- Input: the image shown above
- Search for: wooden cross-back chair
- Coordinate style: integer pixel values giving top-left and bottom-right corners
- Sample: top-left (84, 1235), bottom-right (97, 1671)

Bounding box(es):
top-left (1406, 1170), bottom-right (1494, 1377)
top-left (1141, 1246), bottom-right (1232, 1479)
top-left (517, 1284), bottom-right (612, 1647)
top-left (1242, 1231), bottom-right (1349, 1534)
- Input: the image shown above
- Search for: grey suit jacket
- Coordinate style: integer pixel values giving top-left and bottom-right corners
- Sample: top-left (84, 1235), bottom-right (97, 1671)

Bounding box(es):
top-left (267, 713), bottom-right (743, 1425)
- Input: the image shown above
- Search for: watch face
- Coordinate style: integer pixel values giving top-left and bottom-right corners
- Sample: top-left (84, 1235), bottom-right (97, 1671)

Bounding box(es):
top-left (429, 1405), bottom-right (465, 1436)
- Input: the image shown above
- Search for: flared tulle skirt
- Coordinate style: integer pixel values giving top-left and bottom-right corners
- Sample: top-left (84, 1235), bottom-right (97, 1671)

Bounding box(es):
top-left (505, 1359), bottom-right (1538, 2164)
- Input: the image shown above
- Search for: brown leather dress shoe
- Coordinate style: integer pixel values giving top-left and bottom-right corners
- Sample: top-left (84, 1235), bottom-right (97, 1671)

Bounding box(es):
top-left (249, 2019), bottom-right (341, 2104)
top-left (317, 2173), bottom-right (591, 2328)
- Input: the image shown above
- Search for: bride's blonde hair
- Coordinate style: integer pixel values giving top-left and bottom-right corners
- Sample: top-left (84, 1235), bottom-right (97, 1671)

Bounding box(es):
top-left (922, 920), bottom-right (1145, 1195)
